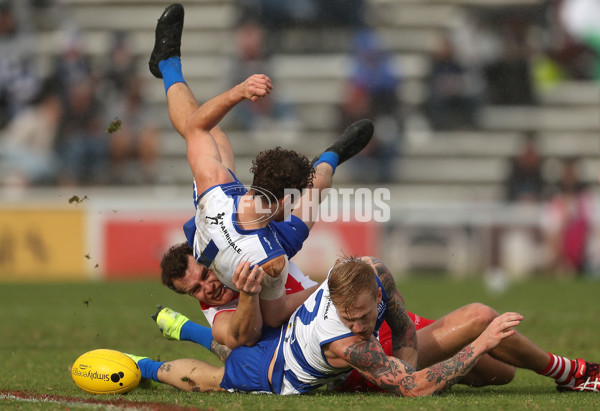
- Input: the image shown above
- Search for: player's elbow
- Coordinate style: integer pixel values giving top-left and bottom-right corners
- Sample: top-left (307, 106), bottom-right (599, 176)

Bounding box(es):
top-left (262, 311), bottom-right (288, 328)
top-left (239, 329), bottom-right (261, 347)
top-left (228, 328), bottom-right (262, 349)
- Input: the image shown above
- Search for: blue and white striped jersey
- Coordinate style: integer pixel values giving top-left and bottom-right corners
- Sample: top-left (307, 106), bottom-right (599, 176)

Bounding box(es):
top-left (277, 272), bottom-right (388, 394)
top-left (192, 178), bottom-right (288, 292)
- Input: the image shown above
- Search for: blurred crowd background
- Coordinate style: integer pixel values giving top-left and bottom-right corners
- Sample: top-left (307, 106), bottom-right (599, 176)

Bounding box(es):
top-left (1, 0), bottom-right (599, 281)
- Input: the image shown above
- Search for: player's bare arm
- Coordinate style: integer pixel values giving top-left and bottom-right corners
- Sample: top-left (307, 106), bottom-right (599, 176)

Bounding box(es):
top-left (211, 262), bottom-right (264, 348)
top-left (184, 74), bottom-right (272, 193)
top-left (210, 126), bottom-right (235, 172)
top-left (328, 312), bottom-right (522, 396)
top-left (365, 257), bottom-right (418, 367)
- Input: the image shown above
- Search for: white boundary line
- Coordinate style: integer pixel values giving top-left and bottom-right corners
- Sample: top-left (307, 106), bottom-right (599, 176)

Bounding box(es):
top-left (0, 393), bottom-right (139, 410)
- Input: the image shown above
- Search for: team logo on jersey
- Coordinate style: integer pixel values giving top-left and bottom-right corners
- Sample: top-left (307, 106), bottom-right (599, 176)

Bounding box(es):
top-left (323, 298), bottom-right (332, 320)
top-left (377, 300), bottom-right (386, 319)
top-left (206, 212), bottom-right (225, 225)
top-left (206, 212), bottom-right (242, 254)
top-left (284, 321), bottom-right (295, 344)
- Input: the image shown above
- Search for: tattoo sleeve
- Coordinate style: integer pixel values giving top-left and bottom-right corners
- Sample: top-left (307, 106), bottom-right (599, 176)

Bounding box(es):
top-left (369, 257), bottom-right (417, 356)
top-left (341, 336), bottom-right (416, 395)
top-left (424, 345), bottom-right (477, 395)
top-left (341, 337), bottom-right (480, 397)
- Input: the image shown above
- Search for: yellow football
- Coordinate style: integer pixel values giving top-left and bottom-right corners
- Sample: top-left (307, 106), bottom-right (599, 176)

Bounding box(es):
top-left (71, 349), bottom-right (141, 394)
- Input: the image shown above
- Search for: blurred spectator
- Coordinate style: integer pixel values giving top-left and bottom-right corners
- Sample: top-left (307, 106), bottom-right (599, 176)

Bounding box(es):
top-left (238, 0), bottom-right (365, 30)
top-left (543, 158), bottom-right (593, 276)
top-left (228, 19), bottom-right (299, 134)
top-left (318, 0), bottom-right (366, 28)
top-left (504, 131), bottom-right (544, 203)
top-left (50, 26), bottom-right (94, 106)
top-left (424, 32), bottom-right (479, 130)
top-left (0, 0), bottom-right (40, 129)
top-left (106, 76), bottom-right (160, 185)
top-left (488, 131), bottom-right (544, 283)
top-left (558, 0), bottom-right (600, 81)
top-left (99, 31), bottom-right (159, 185)
top-left (451, 11), bottom-right (498, 106)
top-left (50, 25), bottom-right (109, 186)
top-left (338, 29), bottom-right (402, 183)
top-left (483, 28), bottom-right (536, 105)
top-left (101, 30), bottom-right (138, 104)
top-left (541, 0), bottom-right (594, 81)
top-left (55, 77), bottom-right (108, 186)
top-left (1, 80), bottom-right (62, 187)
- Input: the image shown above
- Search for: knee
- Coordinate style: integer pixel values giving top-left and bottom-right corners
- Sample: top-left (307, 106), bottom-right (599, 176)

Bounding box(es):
top-left (463, 303), bottom-right (499, 333)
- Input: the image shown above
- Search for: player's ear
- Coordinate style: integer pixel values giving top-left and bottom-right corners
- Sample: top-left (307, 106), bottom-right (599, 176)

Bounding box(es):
top-left (376, 288), bottom-right (382, 304)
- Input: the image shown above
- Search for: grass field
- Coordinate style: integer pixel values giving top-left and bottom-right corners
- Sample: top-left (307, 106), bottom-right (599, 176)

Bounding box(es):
top-left (1, 275), bottom-right (599, 410)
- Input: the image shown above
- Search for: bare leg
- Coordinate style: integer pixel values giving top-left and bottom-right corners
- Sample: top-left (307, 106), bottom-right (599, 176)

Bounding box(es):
top-left (166, 83), bottom-right (199, 137)
top-left (460, 355), bottom-right (515, 387)
top-left (416, 303), bottom-right (550, 386)
top-left (417, 304), bottom-right (498, 367)
top-left (292, 163), bottom-right (333, 231)
top-left (156, 358), bottom-right (226, 392)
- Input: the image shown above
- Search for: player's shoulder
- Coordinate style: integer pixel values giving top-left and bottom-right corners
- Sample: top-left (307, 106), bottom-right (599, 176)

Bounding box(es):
top-left (194, 163), bottom-right (237, 197)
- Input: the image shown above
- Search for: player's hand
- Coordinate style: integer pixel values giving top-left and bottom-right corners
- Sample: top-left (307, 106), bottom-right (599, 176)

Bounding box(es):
top-left (476, 312), bottom-right (523, 352)
top-left (233, 261), bottom-right (264, 296)
top-left (238, 74), bottom-right (272, 102)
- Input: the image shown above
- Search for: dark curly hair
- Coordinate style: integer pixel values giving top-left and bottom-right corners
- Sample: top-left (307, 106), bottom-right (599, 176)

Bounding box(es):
top-left (160, 242), bottom-right (193, 293)
top-left (250, 147), bottom-right (315, 203)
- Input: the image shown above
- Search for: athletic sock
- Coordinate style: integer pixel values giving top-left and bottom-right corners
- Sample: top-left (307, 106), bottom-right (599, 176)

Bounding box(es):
top-left (158, 56), bottom-right (186, 93)
top-left (313, 152), bottom-right (339, 174)
top-left (137, 358), bottom-right (165, 383)
top-left (179, 321), bottom-right (214, 350)
top-left (538, 353), bottom-right (577, 384)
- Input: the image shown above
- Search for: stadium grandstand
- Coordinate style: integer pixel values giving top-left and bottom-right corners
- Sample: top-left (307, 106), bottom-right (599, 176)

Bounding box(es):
top-left (0, 0), bottom-right (598, 280)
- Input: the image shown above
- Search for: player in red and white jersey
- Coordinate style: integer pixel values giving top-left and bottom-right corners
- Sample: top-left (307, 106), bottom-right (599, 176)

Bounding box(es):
top-left (200, 261), bottom-right (318, 327)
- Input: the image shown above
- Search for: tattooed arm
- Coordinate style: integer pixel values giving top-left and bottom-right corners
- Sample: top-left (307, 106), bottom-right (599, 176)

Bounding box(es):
top-left (326, 312), bottom-right (523, 397)
top-left (210, 340), bottom-right (232, 363)
top-left (363, 257), bottom-right (417, 368)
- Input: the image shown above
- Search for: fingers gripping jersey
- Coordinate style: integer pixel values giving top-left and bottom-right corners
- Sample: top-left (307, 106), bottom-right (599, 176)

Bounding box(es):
top-left (193, 179), bottom-right (288, 292)
top-left (277, 273), bottom-right (388, 395)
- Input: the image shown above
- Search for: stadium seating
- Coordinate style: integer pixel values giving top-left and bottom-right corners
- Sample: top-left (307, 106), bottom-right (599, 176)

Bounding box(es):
top-left (46, 0), bottom-right (599, 203)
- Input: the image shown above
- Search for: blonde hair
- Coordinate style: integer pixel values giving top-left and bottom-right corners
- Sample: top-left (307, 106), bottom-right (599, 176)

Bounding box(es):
top-left (328, 256), bottom-right (377, 312)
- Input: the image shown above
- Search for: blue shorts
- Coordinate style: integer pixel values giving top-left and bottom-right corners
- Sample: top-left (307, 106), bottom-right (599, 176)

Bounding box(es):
top-left (220, 327), bottom-right (284, 393)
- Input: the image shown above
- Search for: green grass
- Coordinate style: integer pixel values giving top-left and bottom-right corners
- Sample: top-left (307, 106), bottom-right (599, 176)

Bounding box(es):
top-left (1, 276), bottom-right (599, 410)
